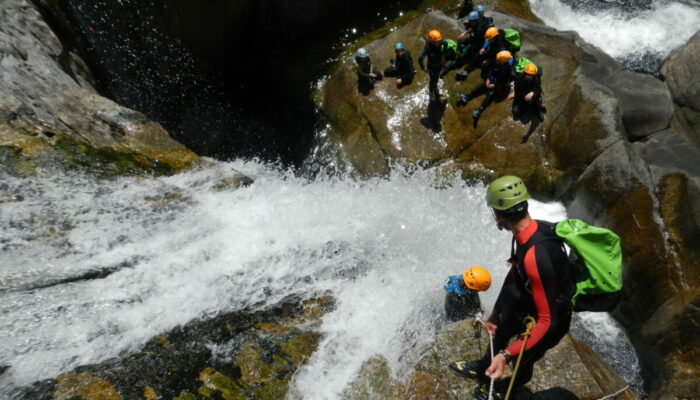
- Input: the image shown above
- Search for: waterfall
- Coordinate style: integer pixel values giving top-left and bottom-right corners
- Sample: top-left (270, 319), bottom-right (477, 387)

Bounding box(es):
top-left (529, 0), bottom-right (700, 74)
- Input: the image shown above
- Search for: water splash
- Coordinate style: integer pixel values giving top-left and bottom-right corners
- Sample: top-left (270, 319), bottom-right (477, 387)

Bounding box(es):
top-left (529, 0), bottom-right (700, 74)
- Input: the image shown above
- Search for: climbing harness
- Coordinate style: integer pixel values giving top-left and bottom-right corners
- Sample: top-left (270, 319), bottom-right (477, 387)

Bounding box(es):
top-left (505, 316), bottom-right (536, 400)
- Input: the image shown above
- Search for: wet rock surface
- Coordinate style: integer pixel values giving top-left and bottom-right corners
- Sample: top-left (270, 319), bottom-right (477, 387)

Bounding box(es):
top-left (0, 0), bottom-right (197, 175)
top-left (661, 31), bottom-right (700, 148)
top-left (11, 297), bottom-right (332, 400)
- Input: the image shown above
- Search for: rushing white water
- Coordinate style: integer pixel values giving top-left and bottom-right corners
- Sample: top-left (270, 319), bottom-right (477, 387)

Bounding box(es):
top-left (0, 161), bottom-right (638, 398)
top-left (529, 0), bottom-right (700, 71)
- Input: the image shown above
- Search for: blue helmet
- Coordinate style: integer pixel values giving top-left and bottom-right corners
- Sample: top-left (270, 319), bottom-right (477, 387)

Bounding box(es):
top-left (394, 42), bottom-right (405, 51)
top-left (475, 5), bottom-right (485, 14)
top-left (356, 48), bottom-right (368, 58)
top-left (468, 11), bottom-right (479, 21)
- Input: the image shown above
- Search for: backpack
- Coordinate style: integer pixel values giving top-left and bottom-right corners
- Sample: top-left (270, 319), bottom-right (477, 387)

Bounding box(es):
top-left (556, 219), bottom-right (623, 312)
top-left (503, 28), bottom-right (521, 53)
top-left (442, 39), bottom-right (459, 58)
top-left (516, 219), bottom-right (623, 312)
top-left (514, 57), bottom-right (533, 74)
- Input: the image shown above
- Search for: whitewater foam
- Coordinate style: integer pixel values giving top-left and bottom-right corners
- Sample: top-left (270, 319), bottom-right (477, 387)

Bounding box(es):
top-left (530, 0), bottom-right (700, 71)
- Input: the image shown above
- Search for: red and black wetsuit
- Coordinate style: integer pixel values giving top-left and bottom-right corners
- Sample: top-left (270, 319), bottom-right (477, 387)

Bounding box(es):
top-left (484, 219), bottom-right (575, 387)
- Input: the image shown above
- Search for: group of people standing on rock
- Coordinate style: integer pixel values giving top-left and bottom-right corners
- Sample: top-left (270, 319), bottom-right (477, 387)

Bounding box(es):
top-left (354, 4), bottom-right (546, 128)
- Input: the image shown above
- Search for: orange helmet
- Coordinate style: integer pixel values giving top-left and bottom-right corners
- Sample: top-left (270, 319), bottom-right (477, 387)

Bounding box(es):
top-left (428, 29), bottom-right (442, 42)
top-left (485, 27), bottom-right (499, 41)
top-left (524, 64), bottom-right (538, 75)
top-left (463, 266), bottom-right (492, 291)
top-left (496, 50), bottom-right (512, 64)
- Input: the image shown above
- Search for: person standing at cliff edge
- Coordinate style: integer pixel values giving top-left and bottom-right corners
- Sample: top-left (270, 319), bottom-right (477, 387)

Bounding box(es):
top-left (449, 175), bottom-right (575, 400)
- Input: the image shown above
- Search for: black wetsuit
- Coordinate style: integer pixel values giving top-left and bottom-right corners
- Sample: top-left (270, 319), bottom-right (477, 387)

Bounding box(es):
top-left (481, 30), bottom-right (510, 75)
top-left (355, 56), bottom-right (383, 87)
top-left (457, 17), bottom-right (493, 72)
top-left (419, 40), bottom-right (457, 100)
top-left (479, 220), bottom-right (575, 387)
top-left (464, 58), bottom-right (514, 113)
top-left (384, 50), bottom-right (415, 85)
top-left (512, 67), bottom-right (544, 118)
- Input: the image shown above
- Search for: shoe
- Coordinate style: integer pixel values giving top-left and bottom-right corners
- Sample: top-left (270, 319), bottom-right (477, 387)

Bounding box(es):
top-left (472, 108), bottom-right (482, 128)
top-left (448, 359), bottom-right (486, 380)
top-left (474, 382), bottom-right (505, 400)
top-left (537, 111), bottom-right (545, 122)
top-left (456, 93), bottom-right (469, 106)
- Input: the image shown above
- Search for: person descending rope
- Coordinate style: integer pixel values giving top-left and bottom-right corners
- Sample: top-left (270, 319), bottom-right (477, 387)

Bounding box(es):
top-left (510, 63), bottom-right (546, 122)
top-left (355, 48), bottom-right (383, 91)
top-left (418, 29), bottom-right (458, 103)
top-left (449, 176), bottom-right (575, 400)
top-left (455, 10), bottom-right (494, 80)
top-left (444, 266), bottom-right (492, 321)
top-left (384, 42), bottom-right (416, 87)
top-left (456, 50), bottom-right (515, 127)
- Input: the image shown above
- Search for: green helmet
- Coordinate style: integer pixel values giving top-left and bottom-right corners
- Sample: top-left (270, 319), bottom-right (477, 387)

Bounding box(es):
top-left (486, 175), bottom-right (531, 210)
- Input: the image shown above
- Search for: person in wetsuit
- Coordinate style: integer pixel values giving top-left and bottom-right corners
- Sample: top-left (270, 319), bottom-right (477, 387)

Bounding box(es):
top-left (418, 29), bottom-right (458, 102)
top-left (511, 63), bottom-right (546, 122)
top-left (456, 10), bottom-right (494, 79)
top-left (456, 50), bottom-right (515, 127)
top-left (355, 47), bottom-right (383, 91)
top-left (444, 266), bottom-right (492, 321)
top-left (384, 42), bottom-right (416, 87)
top-left (480, 27), bottom-right (511, 74)
top-left (449, 176), bottom-right (575, 400)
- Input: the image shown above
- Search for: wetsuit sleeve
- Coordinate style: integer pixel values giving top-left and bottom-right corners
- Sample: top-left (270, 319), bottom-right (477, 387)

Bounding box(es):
top-left (482, 39), bottom-right (491, 50)
top-left (505, 246), bottom-right (560, 356)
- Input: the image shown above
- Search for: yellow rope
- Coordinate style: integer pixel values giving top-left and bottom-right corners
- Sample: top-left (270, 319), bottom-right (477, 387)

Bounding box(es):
top-left (505, 316), bottom-right (536, 400)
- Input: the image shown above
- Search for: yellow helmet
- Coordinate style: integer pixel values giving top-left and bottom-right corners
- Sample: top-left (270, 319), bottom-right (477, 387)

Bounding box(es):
top-left (463, 266), bottom-right (492, 291)
top-left (496, 50), bottom-right (512, 64)
top-left (485, 27), bottom-right (499, 41)
top-left (524, 64), bottom-right (538, 75)
top-left (428, 29), bottom-right (443, 42)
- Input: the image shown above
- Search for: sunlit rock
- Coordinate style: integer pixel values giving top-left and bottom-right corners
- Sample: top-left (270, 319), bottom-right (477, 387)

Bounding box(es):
top-left (0, 0), bottom-right (197, 175)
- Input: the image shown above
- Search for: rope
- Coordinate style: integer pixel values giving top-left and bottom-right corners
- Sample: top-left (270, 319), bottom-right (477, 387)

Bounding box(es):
top-left (596, 385), bottom-right (631, 400)
top-left (505, 316), bottom-right (536, 400)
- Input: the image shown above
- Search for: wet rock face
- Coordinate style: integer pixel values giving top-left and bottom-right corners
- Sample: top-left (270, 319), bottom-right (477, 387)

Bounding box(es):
top-left (0, 0), bottom-right (197, 175)
top-left (661, 31), bottom-right (700, 148)
top-left (13, 297), bottom-right (332, 400)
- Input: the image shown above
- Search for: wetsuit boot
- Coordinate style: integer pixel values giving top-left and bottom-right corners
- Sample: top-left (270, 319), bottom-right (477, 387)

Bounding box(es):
top-left (472, 107), bottom-right (483, 128)
top-left (449, 359), bottom-right (488, 380)
top-left (456, 92), bottom-right (472, 106)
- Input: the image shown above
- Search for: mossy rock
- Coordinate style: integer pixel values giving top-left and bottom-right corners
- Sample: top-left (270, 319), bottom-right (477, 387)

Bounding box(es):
top-left (54, 372), bottom-right (123, 400)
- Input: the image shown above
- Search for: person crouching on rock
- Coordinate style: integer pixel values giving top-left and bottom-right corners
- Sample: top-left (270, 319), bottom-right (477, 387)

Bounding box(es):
top-left (444, 266), bottom-right (492, 322)
top-left (384, 42), bottom-right (416, 88)
top-left (355, 48), bottom-right (383, 93)
top-left (510, 63), bottom-right (546, 122)
top-left (456, 50), bottom-right (515, 128)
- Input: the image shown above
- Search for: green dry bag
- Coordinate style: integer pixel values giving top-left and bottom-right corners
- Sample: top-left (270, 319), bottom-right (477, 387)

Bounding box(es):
top-left (514, 57), bottom-right (533, 74)
top-left (555, 219), bottom-right (623, 312)
top-left (503, 28), bottom-right (521, 52)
